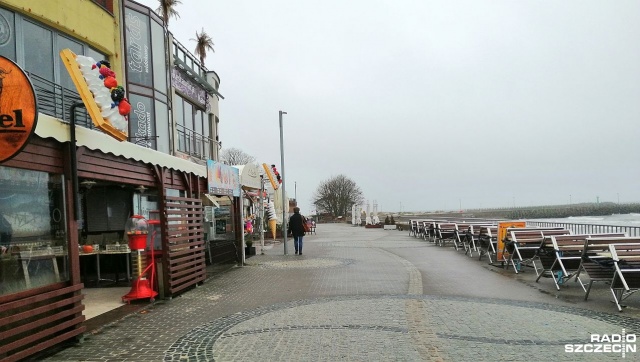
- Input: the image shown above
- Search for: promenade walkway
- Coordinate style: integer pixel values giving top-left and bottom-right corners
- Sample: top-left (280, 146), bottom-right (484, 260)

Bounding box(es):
top-left (42, 224), bottom-right (639, 361)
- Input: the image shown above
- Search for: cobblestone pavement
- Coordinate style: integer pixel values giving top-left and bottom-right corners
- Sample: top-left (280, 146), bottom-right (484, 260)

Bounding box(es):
top-left (43, 224), bottom-right (640, 361)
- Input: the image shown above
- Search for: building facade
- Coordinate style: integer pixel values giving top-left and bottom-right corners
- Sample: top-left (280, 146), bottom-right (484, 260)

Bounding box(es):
top-left (0, 1), bottom-right (235, 360)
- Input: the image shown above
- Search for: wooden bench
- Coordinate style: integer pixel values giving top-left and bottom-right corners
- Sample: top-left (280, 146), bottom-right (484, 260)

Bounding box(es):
top-left (535, 233), bottom-right (625, 290)
top-left (435, 223), bottom-right (458, 249)
top-left (609, 243), bottom-right (640, 311)
top-left (409, 220), bottom-right (419, 237)
top-left (579, 236), bottom-right (640, 302)
top-left (422, 221), bottom-right (439, 242)
top-left (453, 223), bottom-right (494, 257)
top-left (503, 228), bottom-right (571, 274)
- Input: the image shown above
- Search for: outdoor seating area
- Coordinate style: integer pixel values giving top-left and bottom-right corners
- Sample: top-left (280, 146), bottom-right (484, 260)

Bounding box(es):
top-left (408, 218), bottom-right (640, 311)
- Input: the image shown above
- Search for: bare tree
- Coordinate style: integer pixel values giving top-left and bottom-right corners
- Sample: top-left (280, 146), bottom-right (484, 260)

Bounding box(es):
top-left (156, 0), bottom-right (181, 26)
top-left (312, 175), bottom-right (364, 217)
top-left (220, 147), bottom-right (256, 165)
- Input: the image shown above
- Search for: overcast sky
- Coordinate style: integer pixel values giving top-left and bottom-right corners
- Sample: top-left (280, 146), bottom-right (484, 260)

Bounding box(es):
top-left (137, 0), bottom-right (640, 214)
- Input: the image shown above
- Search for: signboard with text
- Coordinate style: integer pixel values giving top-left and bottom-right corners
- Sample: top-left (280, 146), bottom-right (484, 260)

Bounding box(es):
top-left (0, 56), bottom-right (38, 163)
top-left (207, 160), bottom-right (240, 197)
top-left (124, 8), bottom-right (153, 87)
top-left (497, 221), bottom-right (527, 261)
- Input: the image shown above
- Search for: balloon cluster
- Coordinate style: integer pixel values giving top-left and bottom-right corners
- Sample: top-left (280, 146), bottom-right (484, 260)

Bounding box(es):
top-left (271, 165), bottom-right (282, 184)
top-left (92, 60), bottom-right (131, 116)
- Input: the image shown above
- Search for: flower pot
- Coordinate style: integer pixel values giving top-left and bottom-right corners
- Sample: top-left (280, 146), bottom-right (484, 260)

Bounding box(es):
top-left (245, 246), bottom-right (256, 258)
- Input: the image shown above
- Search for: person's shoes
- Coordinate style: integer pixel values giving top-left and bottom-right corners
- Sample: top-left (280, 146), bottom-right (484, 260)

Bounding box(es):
top-left (299, 252), bottom-right (302, 255)
top-left (295, 251), bottom-right (298, 255)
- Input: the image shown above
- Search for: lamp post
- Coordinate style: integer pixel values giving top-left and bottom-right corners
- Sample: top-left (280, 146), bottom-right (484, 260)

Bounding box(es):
top-left (279, 110), bottom-right (289, 255)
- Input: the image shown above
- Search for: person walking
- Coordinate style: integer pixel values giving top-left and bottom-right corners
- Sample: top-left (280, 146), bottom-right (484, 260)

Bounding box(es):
top-left (288, 207), bottom-right (306, 255)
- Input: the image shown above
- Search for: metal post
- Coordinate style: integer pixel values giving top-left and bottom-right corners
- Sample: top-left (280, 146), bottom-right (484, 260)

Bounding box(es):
top-left (279, 110), bottom-right (288, 255)
top-left (240, 199), bottom-right (245, 266)
top-left (259, 175), bottom-right (265, 254)
top-left (69, 101), bottom-right (85, 220)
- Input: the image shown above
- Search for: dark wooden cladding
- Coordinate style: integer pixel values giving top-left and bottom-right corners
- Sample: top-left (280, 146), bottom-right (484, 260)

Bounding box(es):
top-left (76, 146), bottom-right (156, 186)
top-left (163, 196), bottom-right (206, 296)
top-left (1, 136), bottom-right (64, 174)
top-left (0, 284), bottom-right (85, 362)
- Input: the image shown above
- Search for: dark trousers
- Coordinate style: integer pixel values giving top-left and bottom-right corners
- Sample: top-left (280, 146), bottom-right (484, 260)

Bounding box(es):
top-left (294, 236), bottom-right (303, 253)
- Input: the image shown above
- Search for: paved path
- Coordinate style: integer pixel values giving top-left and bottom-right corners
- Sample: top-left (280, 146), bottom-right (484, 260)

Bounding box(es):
top-left (44, 224), bottom-right (640, 361)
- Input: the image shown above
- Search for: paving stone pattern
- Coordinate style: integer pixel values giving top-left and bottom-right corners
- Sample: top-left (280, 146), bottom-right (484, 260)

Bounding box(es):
top-left (44, 224), bottom-right (640, 361)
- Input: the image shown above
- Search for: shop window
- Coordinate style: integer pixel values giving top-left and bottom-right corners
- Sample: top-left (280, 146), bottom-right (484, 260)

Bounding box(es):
top-left (155, 100), bottom-right (170, 153)
top-left (0, 8), bottom-right (16, 61)
top-left (151, 20), bottom-right (167, 93)
top-left (0, 166), bottom-right (68, 296)
top-left (91, 0), bottom-right (114, 14)
top-left (56, 34), bottom-right (84, 92)
top-left (84, 187), bottom-right (131, 232)
top-left (23, 20), bottom-right (54, 82)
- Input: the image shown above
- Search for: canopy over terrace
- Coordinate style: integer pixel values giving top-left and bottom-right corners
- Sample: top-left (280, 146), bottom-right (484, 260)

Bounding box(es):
top-left (35, 114), bottom-right (206, 177)
top-left (233, 163), bottom-right (262, 191)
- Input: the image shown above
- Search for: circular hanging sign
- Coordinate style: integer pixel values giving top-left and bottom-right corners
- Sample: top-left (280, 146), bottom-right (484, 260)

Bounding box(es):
top-left (0, 56), bottom-right (38, 163)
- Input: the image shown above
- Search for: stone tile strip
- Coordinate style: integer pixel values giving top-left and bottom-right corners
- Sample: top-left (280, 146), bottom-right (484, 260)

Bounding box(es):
top-left (376, 248), bottom-right (423, 295)
top-left (376, 248), bottom-right (447, 360)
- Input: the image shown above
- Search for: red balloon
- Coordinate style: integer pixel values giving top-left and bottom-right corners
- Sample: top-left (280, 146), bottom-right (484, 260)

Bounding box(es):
top-left (103, 76), bottom-right (118, 89)
top-left (118, 99), bottom-right (131, 115)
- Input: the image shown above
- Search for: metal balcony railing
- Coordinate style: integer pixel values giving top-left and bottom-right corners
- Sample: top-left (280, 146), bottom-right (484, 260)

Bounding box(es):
top-left (176, 124), bottom-right (216, 160)
top-left (26, 72), bottom-right (95, 129)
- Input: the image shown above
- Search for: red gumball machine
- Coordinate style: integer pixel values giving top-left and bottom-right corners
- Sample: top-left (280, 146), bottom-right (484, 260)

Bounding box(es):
top-left (122, 215), bottom-right (158, 303)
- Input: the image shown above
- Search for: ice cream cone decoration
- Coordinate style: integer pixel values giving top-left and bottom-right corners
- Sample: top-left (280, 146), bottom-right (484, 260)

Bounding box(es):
top-left (269, 219), bottom-right (277, 240)
top-left (266, 201), bottom-right (278, 240)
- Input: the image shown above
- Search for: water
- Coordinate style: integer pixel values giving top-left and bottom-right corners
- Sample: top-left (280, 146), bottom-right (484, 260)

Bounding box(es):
top-left (529, 213), bottom-right (640, 227)
top-left (528, 213), bottom-right (640, 237)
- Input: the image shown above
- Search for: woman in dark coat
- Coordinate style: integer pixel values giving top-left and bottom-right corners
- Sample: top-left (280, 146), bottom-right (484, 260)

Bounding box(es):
top-left (288, 207), bottom-right (306, 255)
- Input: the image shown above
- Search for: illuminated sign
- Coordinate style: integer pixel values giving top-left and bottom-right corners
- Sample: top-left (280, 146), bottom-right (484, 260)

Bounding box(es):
top-left (0, 56), bottom-right (38, 163)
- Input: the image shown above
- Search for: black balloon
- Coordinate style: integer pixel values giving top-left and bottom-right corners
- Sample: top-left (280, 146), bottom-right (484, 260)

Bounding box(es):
top-left (110, 86), bottom-right (125, 102)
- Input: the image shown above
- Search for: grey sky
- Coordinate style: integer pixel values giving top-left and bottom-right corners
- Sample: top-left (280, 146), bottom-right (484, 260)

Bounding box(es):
top-left (137, 0), bottom-right (640, 214)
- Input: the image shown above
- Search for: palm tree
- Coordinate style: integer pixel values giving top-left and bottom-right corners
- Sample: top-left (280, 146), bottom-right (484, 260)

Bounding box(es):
top-left (156, 0), bottom-right (181, 27)
top-left (192, 28), bottom-right (215, 66)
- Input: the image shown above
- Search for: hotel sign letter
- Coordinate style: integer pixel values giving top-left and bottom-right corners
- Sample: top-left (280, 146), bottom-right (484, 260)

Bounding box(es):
top-left (0, 56), bottom-right (38, 163)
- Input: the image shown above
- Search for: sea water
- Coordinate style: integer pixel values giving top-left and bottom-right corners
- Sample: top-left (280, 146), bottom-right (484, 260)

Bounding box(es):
top-left (527, 213), bottom-right (640, 236)
top-left (529, 213), bottom-right (640, 227)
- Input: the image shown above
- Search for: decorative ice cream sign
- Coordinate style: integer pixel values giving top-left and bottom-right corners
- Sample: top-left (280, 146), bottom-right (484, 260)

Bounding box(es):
top-left (60, 49), bottom-right (129, 141)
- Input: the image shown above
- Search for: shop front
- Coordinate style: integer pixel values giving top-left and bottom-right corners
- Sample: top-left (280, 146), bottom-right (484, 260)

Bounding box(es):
top-left (0, 110), bottom-right (211, 359)
top-left (233, 163), bottom-right (263, 259)
top-left (204, 161), bottom-right (242, 265)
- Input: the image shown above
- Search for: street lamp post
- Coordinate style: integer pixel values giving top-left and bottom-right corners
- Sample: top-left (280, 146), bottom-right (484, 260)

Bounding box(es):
top-left (279, 110), bottom-right (289, 255)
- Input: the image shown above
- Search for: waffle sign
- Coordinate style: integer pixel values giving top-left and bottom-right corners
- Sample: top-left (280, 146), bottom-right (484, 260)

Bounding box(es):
top-left (0, 56), bottom-right (38, 163)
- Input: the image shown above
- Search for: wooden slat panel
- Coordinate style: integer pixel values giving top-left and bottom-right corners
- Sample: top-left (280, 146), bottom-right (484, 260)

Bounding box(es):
top-left (0, 305), bottom-right (84, 341)
top-left (0, 283), bottom-right (84, 310)
top-left (0, 283), bottom-right (84, 361)
top-left (168, 240), bottom-right (204, 251)
top-left (0, 294), bottom-right (83, 327)
top-left (2, 327), bottom-right (85, 362)
top-left (163, 196), bottom-right (206, 297)
top-left (168, 251), bottom-right (205, 265)
top-left (168, 254), bottom-right (205, 269)
top-left (169, 272), bottom-right (206, 290)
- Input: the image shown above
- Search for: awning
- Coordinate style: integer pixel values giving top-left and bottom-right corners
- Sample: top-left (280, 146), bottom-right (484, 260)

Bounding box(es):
top-left (233, 163), bottom-right (261, 190)
top-left (35, 114), bottom-right (207, 177)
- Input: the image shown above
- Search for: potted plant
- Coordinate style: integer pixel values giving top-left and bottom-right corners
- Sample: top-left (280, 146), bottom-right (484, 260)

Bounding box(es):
top-left (384, 214), bottom-right (397, 230)
top-left (245, 238), bottom-right (256, 257)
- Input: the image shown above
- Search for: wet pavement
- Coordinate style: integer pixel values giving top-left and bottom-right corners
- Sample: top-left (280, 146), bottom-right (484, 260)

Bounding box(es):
top-left (41, 224), bottom-right (640, 361)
